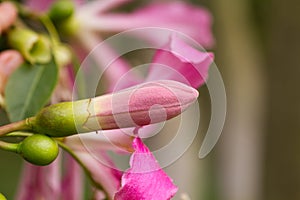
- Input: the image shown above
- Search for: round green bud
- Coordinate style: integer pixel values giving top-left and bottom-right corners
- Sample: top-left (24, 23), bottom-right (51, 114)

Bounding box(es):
top-left (57, 16), bottom-right (79, 37)
top-left (0, 193), bottom-right (7, 200)
top-left (18, 134), bottom-right (59, 166)
top-left (48, 0), bottom-right (75, 22)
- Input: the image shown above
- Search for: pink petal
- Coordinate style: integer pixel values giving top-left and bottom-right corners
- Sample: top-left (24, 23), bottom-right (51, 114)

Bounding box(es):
top-left (146, 36), bottom-right (214, 88)
top-left (15, 159), bottom-right (61, 200)
top-left (25, 0), bottom-right (83, 12)
top-left (114, 137), bottom-right (178, 200)
top-left (25, 0), bottom-right (55, 11)
top-left (0, 50), bottom-right (23, 93)
top-left (61, 155), bottom-right (84, 200)
top-left (85, 2), bottom-right (214, 48)
top-left (74, 149), bottom-right (122, 199)
top-left (78, 0), bottom-right (133, 16)
top-left (77, 32), bottom-right (141, 93)
top-left (66, 131), bottom-right (135, 153)
top-left (0, 2), bottom-right (18, 34)
top-left (86, 80), bottom-right (199, 130)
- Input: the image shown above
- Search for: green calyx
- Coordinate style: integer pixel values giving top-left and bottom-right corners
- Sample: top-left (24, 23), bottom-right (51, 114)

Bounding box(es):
top-left (48, 0), bottom-right (75, 22)
top-left (30, 99), bottom-right (92, 137)
top-left (18, 134), bottom-right (59, 166)
top-left (0, 98), bottom-right (94, 138)
top-left (8, 28), bottom-right (51, 64)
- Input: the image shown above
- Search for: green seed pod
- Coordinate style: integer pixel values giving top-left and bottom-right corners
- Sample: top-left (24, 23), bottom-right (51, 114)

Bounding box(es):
top-left (48, 0), bottom-right (75, 22)
top-left (18, 134), bottom-right (59, 166)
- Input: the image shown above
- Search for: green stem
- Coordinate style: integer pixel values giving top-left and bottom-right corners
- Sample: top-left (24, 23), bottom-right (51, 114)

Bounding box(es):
top-left (56, 141), bottom-right (110, 199)
top-left (0, 118), bottom-right (34, 137)
top-left (16, 2), bottom-right (59, 43)
top-left (39, 15), bottom-right (60, 44)
top-left (6, 132), bottom-right (33, 137)
top-left (0, 140), bottom-right (19, 153)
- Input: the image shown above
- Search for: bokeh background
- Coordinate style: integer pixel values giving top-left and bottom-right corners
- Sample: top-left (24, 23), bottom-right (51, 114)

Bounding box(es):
top-left (1, 0), bottom-right (300, 199)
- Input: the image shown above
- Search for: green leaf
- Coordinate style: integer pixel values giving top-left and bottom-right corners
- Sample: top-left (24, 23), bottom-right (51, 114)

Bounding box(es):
top-left (5, 60), bottom-right (58, 122)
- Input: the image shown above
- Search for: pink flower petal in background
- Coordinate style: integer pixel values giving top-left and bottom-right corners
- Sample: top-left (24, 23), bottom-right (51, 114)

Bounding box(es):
top-left (0, 50), bottom-right (23, 93)
top-left (61, 155), bottom-right (83, 200)
top-left (66, 131), bottom-right (134, 152)
top-left (25, 0), bottom-right (54, 12)
top-left (114, 137), bottom-right (178, 200)
top-left (76, 32), bottom-right (141, 93)
top-left (78, 0), bottom-right (133, 15)
top-left (0, 2), bottom-right (18, 34)
top-left (15, 159), bottom-right (61, 200)
top-left (75, 150), bottom-right (122, 199)
top-left (80, 1), bottom-right (214, 48)
top-left (25, 0), bottom-right (83, 11)
top-left (146, 35), bottom-right (214, 88)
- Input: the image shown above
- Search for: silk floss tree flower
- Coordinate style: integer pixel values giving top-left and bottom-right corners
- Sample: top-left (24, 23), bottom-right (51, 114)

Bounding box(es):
top-left (0, 0), bottom-right (215, 199)
top-left (4, 80), bottom-right (200, 199)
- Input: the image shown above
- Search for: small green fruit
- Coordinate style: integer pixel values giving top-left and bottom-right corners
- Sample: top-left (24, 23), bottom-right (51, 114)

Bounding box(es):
top-left (19, 134), bottom-right (59, 166)
top-left (0, 193), bottom-right (7, 200)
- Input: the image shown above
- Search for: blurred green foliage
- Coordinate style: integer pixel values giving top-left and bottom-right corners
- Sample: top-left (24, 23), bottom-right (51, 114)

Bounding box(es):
top-left (0, 109), bottom-right (23, 199)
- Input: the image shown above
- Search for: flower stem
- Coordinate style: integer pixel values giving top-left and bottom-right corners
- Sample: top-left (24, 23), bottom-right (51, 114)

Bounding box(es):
top-left (0, 118), bottom-right (33, 137)
top-left (6, 132), bottom-right (33, 137)
top-left (0, 140), bottom-right (19, 153)
top-left (56, 140), bottom-right (110, 199)
top-left (39, 15), bottom-right (60, 44)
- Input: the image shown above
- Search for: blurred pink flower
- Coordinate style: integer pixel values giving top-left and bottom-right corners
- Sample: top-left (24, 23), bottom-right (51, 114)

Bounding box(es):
top-left (147, 35), bottom-right (214, 88)
top-left (78, 1), bottom-right (214, 48)
top-left (16, 159), bottom-right (61, 200)
top-left (0, 2), bottom-right (18, 34)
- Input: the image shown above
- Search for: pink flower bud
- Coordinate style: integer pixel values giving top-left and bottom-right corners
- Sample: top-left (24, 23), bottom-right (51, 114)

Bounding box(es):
top-left (0, 2), bottom-right (18, 34)
top-left (84, 80), bottom-right (199, 130)
top-left (31, 80), bottom-right (198, 137)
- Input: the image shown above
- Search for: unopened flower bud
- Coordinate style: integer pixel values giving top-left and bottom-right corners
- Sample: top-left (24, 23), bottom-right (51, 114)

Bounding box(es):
top-left (48, 0), bottom-right (75, 22)
top-left (57, 16), bottom-right (79, 37)
top-left (29, 80), bottom-right (198, 137)
top-left (8, 28), bottom-right (51, 64)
